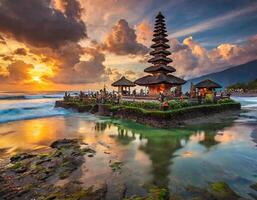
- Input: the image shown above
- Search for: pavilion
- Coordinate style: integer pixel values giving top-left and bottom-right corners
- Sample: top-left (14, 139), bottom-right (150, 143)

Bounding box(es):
top-left (135, 12), bottom-right (186, 97)
top-left (195, 79), bottom-right (222, 96)
top-left (111, 76), bottom-right (135, 95)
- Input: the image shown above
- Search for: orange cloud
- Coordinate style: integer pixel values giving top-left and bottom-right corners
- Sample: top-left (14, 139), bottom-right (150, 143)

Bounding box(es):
top-left (170, 35), bottom-right (257, 79)
top-left (0, 60), bottom-right (33, 84)
top-left (101, 19), bottom-right (148, 56)
top-left (79, 0), bottom-right (149, 40)
top-left (136, 20), bottom-right (152, 46)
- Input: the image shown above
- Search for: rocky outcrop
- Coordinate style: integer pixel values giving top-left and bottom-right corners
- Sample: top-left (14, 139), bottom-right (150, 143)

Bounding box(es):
top-left (55, 101), bottom-right (94, 112)
top-left (55, 100), bottom-right (241, 128)
top-left (111, 103), bottom-right (241, 128)
top-left (0, 139), bottom-right (101, 200)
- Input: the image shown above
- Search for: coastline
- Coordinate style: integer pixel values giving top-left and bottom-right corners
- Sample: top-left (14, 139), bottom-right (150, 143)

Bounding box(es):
top-left (2, 96), bottom-right (254, 200)
top-left (55, 100), bottom-right (241, 128)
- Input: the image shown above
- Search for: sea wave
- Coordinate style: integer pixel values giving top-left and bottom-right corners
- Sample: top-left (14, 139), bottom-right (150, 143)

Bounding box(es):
top-left (0, 97), bottom-right (72, 123)
top-left (232, 96), bottom-right (257, 123)
top-left (0, 94), bottom-right (64, 100)
top-left (231, 96), bottom-right (257, 107)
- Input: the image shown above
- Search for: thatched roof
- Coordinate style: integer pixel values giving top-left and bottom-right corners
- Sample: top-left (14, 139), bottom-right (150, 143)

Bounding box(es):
top-left (195, 79), bottom-right (222, 89)
top-left (134, 73), bottom-right (186, 86)
top-left (111, 76), bottom-right (136, 87)
top-left (150, 49), bottom-right (171, 56)
top-left (148, 56), bottom-right (172, 64)
top-left (144, 65), bottom-right (176, 73)
top-left (151, 42), bottom-right (170, 49)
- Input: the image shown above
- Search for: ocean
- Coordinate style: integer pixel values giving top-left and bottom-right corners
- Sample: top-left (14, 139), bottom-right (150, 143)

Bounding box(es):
top-left (0, 92), bottom-right (257, 199)
top-left (0, 92), bottom-right (72, 123)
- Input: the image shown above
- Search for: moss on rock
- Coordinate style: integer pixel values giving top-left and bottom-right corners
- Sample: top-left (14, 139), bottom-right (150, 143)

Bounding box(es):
top-left (0, 139), bottom-right (93, 199)
top-left (109, 161), bottom-right (123, 171)
top-left (209, 181), bottom-right (239, 199)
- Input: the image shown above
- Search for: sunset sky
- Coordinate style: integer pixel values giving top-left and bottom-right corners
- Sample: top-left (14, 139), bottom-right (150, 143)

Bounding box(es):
top-left (0, 0), bottom-right (257, 91)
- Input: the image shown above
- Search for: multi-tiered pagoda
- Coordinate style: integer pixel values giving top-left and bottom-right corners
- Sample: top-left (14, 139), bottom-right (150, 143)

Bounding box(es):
top-left (135, 12), bottom-right (186, 96)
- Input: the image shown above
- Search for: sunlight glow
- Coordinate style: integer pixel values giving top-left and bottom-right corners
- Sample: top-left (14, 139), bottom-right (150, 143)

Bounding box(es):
top-left (32, 76), bottom-right (42, 83)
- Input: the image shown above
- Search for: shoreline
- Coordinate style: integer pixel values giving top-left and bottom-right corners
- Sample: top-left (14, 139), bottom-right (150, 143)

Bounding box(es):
top-left (0, 106), bottom-right (256, 199)
top-left (55, 100), bottom-right (241, 128)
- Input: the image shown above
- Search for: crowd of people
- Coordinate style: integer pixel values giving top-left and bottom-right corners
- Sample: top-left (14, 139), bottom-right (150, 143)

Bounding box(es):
top-left (63, 86), bottom-right (230, 110)
top-left (64, 90), bottom-right (121, 104)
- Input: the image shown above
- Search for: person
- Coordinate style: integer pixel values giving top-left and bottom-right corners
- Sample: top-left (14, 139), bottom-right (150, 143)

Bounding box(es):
top-left (117, 93), bottom-right (121, 104)
top-left (159, 92), bottom-right (165, 102)
top-left (179, 95), bottom-right (184, 102)
top-left (64, 91), bottom-right (68, 101)
top-left (133, 89), bottom-right (136, 96)
top-left (140, 89), bottom-right (144, 96)
top-left (221, 92), bottom-right (224, 98)
top-left (227, 92), bottom-right (231, 99)
top-left (79, 91), bottom-right (84, 101)
top-left (197, 93), bottom-right (202, 104)
top-left (162, 101), bottom-right (169, 111)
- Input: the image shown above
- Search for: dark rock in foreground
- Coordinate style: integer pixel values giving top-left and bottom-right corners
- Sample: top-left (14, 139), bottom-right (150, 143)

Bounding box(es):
top-left (50, 138), bottom-right (79, 149)
top-left (0, 139), bottom-right (102, 200)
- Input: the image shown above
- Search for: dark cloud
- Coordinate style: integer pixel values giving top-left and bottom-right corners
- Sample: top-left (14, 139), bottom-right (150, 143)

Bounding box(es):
top-left (101, 19), bottom-right (148, 55)
top-left (62, 0), bottom-right (82, 19)
top-left (50, 47), bottom-right (107, 84)
top-left (0, 0), bottom-right (86, 48)
top-left (14, 48), bottom-right (27, 56)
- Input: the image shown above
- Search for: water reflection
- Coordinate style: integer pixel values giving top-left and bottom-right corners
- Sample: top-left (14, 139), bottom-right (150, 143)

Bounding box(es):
top-left (0, 115), bottom-right (256, 198)
top-left (139, 133), bottom-right (186, 188)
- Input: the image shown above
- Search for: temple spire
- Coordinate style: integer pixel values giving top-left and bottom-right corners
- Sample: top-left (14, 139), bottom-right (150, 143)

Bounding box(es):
top-left (146, 12), bottom-right (175, 73)
top-left (134, 12), bottom-right (186, 96)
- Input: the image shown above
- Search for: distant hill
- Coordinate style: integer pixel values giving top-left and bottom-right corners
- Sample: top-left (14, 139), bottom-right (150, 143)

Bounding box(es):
top-left (183, 59), bottom-right (257, 92)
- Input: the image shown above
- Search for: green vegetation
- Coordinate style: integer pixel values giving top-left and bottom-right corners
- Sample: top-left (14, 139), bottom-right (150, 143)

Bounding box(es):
top-left (124, 187), bottom-right (169, 200)
top-left (109, 161), bottom-right (123, 171)
top-left (210, 181), bottom-right (239, 198)
top-left (57, 97), bottom-right (240, 128)
top-left (120, 101), bottom-right (161, 110)
top-left (227, 78), bottom-right (257, 90)
top-left (110, 100), bottom-right (240, 120)
top-left (9, 162), bottom-right (23, 170)
top-left (124, 182), bottom-right (241, 200)
top-left (64, 96), bottom-right (96, 104)
top-left (186, 181), bottom-right (241, 200)
top-left (1, 139), bottom-right (100, 199)
top-left (120, 99), bottom-right (198, 110)
top-left (217, 98), bottom-right (235, 104)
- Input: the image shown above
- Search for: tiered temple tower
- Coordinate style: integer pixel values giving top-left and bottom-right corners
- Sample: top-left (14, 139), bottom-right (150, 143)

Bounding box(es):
top-left (135, 12), bottom-right (186, 96)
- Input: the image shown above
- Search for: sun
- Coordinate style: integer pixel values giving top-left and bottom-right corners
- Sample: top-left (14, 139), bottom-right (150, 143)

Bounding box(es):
top-left (32, 76), bottom-right (42, 83)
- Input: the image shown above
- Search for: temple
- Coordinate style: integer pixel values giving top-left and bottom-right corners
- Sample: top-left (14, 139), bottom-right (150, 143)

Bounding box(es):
top-left (135, 12), bottom-right (186, 96)
top-left (111, 76), bottom-right (136, 95)
top-left (195, 79), bottom-right (222, 96)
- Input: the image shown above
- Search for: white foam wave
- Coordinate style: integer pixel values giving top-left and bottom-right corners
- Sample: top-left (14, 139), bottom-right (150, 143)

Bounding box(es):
top-left (0, 97), bottom-right (72, 123)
